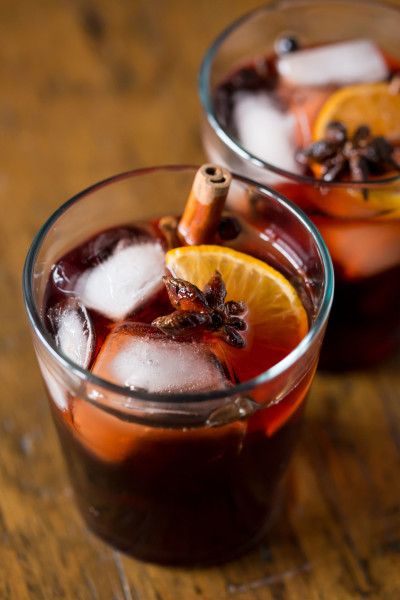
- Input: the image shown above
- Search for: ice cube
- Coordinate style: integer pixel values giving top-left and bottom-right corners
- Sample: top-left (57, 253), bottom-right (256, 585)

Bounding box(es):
top-left (233, 91), bottom-right (301, 175)
top-left (92, 323), bottom-right (230, 394)
top-left (52, 260), bottom-right (78, 295)
top-left (75, 240), bottom-right (165, 321)
top-left (37, 356), bottom-right (68, 410)
top-left (52, 227), bottom-right (150, 295)
top-left (277, 39), bottom-right (388, 87)
top-left (48, 298), bottom-right (94, 368)
top-left (288, 86), bottom-right (334, 147)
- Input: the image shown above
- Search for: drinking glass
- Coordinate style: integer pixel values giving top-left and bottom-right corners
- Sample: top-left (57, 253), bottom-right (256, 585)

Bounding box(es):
top-left (199, 0), bottom-right (400, 369)
top-left (23, 166), bottom-right (333, 565)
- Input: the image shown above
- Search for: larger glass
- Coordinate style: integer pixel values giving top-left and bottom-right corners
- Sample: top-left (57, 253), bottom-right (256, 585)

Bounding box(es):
top-left (199, 0), bottom-right (400, 369)
top-left (23, 166), bottom-right (333, 565)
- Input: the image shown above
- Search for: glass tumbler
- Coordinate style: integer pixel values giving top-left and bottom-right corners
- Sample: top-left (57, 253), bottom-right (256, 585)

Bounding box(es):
top-left (199, 0), bottom-right (400, 369)
top-left (23, 166), bottom-right (333, 565)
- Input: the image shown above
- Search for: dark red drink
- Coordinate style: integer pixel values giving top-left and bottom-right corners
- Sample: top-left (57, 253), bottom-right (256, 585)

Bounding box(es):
top-left (24, 166), bottom-right (332, 564)
top-left (201, 2), bottom-right (400, 369)
top-left (51, 380), bottom-right (307, 564)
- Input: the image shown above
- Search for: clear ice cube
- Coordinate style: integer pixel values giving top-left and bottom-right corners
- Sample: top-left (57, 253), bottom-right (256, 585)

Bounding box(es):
top-left (233, 91), bottom-right (301, 175)
top-left (52, 260), bottom-right (78, 295)
top-left (48, 298), bottom-right (94, 368)
top-left (277, 39), bottom-right (388, 87)
top-left (52, 227), bottom-right (151, 294)
top-left (92, 323), bottom-right (230, 394)
top-left (75, 240), bottom-right (165, 321)
top-left (37, 356), bottom-right (69, 410)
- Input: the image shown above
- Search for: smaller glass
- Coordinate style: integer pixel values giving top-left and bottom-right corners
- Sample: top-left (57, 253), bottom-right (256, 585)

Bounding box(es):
top-left (199, 0), bottom-right (400, 369)
top-left (23, 166), bottom-right (333, 565)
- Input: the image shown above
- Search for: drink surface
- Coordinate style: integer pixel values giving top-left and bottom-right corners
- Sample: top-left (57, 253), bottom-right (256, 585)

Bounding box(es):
top-left (214, 39), bottom-right (400, 183)
top-left (42, 209), bottom-right (315, 563)
top-left (212, 39), bottom-right (400, 368)
top-left (44, 217), bottom-right (310, 384)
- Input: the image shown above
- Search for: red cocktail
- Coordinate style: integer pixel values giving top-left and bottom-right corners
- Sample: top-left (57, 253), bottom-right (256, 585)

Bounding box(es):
top-left (24, 165), bottom-right (333, 564)
top-left (200, 0), bottom-right (400, 369)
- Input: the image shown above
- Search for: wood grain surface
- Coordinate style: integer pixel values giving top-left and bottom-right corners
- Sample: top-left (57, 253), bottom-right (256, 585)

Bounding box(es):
top-left (1, 1), bottom-right (399, 598)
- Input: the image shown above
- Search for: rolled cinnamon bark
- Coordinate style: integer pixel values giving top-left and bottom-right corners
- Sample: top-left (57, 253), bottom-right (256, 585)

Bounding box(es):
top-left (178, 164), bottom-right (232, 245)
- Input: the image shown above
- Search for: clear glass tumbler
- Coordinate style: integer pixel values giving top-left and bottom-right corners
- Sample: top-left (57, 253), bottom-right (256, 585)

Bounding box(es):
top-left (199, 0), bottom-right (400, 369)
top-left (23, 166), bottom-right (333, 565)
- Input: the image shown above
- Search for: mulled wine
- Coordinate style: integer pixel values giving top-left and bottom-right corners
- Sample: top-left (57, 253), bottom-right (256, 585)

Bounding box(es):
top-left (200, 0), bottom-right (400, 369)
top-left (24, 165), bottom-right (333, 564)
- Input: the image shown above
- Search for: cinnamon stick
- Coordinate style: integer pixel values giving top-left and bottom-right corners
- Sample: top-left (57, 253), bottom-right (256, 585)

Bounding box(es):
top-left (178, 164), bottom-right (232, 245)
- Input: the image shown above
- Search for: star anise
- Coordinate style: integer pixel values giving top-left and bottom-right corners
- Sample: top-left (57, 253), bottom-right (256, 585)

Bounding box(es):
top-left (152, 271), bottom-right (247, 348)
top-left (296, 120), bottom-right (400, 183)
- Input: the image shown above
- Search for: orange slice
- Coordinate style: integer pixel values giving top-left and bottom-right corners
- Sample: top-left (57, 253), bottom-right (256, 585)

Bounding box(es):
top-left (312, 82), bottom-right (400, 214)
top-left (166, 245), bottom-right (308, 380)
top-left (301, 185), bottom-right (400, 220)
top-left (313, 82), bottom-right (400, 141)
top-left (166, 245), bottom-right (309, 435)
top-left (166, 245), bottom-right (308, 344)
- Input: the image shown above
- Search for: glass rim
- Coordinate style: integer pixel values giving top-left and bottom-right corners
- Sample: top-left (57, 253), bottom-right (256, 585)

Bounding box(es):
top-left (198, 0), bottom-right (400, 189)
top-left (23, 164), bottom-right (334, 405)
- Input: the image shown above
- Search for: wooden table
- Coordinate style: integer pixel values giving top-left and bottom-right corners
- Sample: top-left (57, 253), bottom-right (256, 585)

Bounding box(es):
top-left (1, 1), bottom-right (399, 598)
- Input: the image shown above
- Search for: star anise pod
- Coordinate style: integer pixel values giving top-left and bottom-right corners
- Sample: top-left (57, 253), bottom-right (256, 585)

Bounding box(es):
top-left (296, 120), bottom-right (400, 184)
top-left (152, 271), bottom-right (247, 348)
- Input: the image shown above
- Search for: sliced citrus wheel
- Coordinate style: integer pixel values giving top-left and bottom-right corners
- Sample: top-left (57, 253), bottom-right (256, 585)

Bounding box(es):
top-left (166, 245), bottom-right (308, 342)
top-left (313, 82), bottom-right (400, 141)
top-left (311, 82), bottom-right (400, 214)
top-left (165, 245), bottom-right (308, 381)
top-left (301, 185), bottom-right (400, 220)
top-left (166, 245), bottom-right (310, 435)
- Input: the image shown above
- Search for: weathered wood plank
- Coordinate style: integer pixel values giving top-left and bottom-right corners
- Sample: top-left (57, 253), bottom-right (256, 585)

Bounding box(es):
top-left (0, 0), bottom-right (399, 598)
